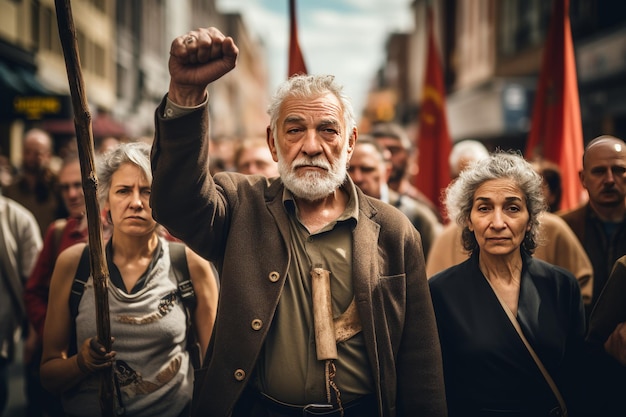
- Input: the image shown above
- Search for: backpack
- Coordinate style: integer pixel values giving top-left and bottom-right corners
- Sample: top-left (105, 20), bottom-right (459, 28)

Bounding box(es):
top-left (68, 241), bottom-right (201, 368)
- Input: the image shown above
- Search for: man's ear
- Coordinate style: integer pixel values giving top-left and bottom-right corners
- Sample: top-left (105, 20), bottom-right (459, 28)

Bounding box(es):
top-left (266, 126), bottom-right (278, 162)
top-left (578, 169), bottom-right (585, 188)
top-left (347, 128), bottom-right (357, 152)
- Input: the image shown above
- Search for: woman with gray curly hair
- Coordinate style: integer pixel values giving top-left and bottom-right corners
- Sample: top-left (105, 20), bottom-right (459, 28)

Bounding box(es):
top-left (429, 151), bottom-right (586, 417)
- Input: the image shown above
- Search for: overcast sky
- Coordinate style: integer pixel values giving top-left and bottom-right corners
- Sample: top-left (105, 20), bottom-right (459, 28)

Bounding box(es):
top-left (216, 0), bottom-right (415, 113)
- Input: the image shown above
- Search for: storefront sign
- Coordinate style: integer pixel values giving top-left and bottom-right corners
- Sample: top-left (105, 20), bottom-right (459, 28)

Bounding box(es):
top-left (11, 94), bottom-right (71, 120)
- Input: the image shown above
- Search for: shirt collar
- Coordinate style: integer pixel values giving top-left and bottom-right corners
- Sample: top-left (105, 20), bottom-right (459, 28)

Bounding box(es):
top-left (282, 177), bottom-right (359, 225)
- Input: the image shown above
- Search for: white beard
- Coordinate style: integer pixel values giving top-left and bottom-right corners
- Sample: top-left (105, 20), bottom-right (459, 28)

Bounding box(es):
top-left (277, 143), bottom-right (349, 202)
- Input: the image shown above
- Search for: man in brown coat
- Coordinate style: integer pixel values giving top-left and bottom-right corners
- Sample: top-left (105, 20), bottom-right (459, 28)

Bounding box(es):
top-left (560, 135), bottom-right (626, 416)
top-left (150, 27), bottom-right (446, 417)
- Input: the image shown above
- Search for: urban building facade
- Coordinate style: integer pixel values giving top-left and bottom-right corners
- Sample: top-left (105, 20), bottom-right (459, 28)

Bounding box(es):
top-left (0, 0), bottom-right (269, 169)
top-left (367, 0), bottom-right (626, 151)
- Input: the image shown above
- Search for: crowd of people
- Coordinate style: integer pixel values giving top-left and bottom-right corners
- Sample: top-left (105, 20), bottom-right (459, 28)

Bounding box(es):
top-left (0, 25), bottom-right (625, 417)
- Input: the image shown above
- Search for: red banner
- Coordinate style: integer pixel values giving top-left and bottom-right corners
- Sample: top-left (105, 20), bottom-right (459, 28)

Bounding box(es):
top-left (525, 0), bottom-right (584, 212)
top-left (415, 7), bottom-right (452, 220)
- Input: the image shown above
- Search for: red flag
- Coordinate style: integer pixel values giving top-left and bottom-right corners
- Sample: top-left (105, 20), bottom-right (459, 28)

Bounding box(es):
top-left (415, 7), bottom-right (452, 220)
top-left (525, 0), bottom-right (583, 212)
top-left (288, 0), bottom-right (307, 77)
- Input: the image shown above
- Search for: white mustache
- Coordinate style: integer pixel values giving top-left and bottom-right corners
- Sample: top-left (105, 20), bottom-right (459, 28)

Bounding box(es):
top-left (292, 158), bottom-right (331, 171)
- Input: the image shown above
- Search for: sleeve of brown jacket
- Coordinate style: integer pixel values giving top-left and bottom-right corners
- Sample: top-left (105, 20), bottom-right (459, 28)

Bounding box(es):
top-left (150, 97), bottom-right (226, 262)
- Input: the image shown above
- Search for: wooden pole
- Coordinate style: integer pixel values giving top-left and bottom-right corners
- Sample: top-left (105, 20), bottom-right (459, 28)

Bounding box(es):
top-left (53, 1), bottom-right (115, 415)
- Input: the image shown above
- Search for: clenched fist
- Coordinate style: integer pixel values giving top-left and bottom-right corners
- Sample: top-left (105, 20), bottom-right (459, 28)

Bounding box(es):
top-left (168, 27), bottom-right (239, 106)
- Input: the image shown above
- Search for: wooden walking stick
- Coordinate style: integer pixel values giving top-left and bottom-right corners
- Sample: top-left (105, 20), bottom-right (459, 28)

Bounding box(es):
top-left (54, 1), bottom-right (115, 415)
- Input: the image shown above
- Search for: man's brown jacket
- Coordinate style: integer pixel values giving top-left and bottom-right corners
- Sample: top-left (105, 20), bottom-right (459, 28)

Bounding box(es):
top-left (150, 99), bottom-right (447, 417)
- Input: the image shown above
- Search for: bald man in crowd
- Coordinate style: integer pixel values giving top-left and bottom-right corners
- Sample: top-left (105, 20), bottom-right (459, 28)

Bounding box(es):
top-left (3, 128), bottom-right (64, 234)
top-left (562, 135), bottom-right (626, 417)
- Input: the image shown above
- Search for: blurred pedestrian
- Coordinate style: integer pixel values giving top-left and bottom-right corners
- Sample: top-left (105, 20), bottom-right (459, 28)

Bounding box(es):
top-left (348, 136), bottom-right (441, 258)
top-left (532, 159), bottom-right (563, 213)
top-left (96, 136), bottom-right (121, 155)
top-left (3, 128), bottom-right (65, 235)
top-left (0, 194), bottom-right (42, 414)
top-left (370, 122), bottom-right (441, 221)
top-left (560, 135), bottom-right (626, 416)
top-left (24, 154), bottom-right (102, 417)
top-left (233, 136), bottom-right (279, 177)
top-left (560, 135), bottom-right (626, 310)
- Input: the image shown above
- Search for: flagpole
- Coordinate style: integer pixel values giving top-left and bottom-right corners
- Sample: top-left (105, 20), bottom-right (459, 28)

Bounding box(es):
top-left (288, 0), bottom-right (308, 76)
top-left (53, 1), bottom-right (115, 415)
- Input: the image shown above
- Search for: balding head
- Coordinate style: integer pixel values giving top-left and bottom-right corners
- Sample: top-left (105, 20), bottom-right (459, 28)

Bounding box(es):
top-left (22, 128), bottom-right (53, 173)
top-left (583, 135), bottom-right (626, 168)
top-left (579, 135), bottom-right (626, 214)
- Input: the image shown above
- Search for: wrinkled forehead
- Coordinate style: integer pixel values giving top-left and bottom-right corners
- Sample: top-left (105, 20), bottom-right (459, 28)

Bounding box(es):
top-left (473, 178), bottom-right (526, 201)
top-left (279, 92), bottom-right (344, 124)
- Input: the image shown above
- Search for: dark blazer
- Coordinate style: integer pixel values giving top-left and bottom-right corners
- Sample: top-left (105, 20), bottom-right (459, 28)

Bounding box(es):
top-left (430, 250), bottom-right (586, 416)
top-left (150, 98), bottom-right (447, 417)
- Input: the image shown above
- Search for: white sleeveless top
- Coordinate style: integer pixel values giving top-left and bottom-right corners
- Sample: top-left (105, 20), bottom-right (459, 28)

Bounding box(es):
top-left (62, 238), bottom-right (192, 417)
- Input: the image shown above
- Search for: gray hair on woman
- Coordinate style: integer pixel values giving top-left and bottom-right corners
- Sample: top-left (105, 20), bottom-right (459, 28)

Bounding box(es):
top-left (97, 141), bottom-right (152, 206)
top-left (267, 74), bottom-right (357, 143)
top-left (444, 150), bottom-right (546, 253)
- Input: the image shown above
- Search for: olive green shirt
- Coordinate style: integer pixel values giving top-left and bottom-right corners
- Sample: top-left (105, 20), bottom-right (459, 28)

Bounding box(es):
top-left (255, 181), bottom-right (374, 404)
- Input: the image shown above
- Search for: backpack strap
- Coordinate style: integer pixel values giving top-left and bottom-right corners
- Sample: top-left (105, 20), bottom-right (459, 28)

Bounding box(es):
top-left (168, 241), bottom-right (201, 368)
top-left (70, 246), bottom-right (91, 318)
top-left (169, 241), bottom-right (196, 311)
top-left (68, 245), bottom-right (90, 356)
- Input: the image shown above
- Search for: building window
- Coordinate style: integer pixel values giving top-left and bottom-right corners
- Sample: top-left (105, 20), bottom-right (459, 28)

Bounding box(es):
top-left (94, 43), bottom-right (105, 77)
top-left (77, 29), bottom-right (86, 70)
top-left (30, 0), bottom-right (40, 49)
top-left (40, 6), bottom-right (52, 51)
top-left (497, 0), bottom-right (550, 58)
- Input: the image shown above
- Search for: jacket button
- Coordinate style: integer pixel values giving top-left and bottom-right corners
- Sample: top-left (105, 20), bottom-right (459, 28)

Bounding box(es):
top-left (268, 271), bottom-right (280, 282)
top-left (251, 319), bottom-right (263, 330)
top-left (234, 369), bottom-right (246, 381)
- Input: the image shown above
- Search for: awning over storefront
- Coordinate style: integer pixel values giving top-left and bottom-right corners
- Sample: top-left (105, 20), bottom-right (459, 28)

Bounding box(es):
top-left (0, 61), bottom-right (74, 121)
top-left (41, 112), bottom-right (128, 138)
top-left (0, 61), bottom-right (49, 95)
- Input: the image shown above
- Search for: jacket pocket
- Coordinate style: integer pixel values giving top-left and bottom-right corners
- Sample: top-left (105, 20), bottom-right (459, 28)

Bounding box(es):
top-left (373, 274), bottom-right (407, 338)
